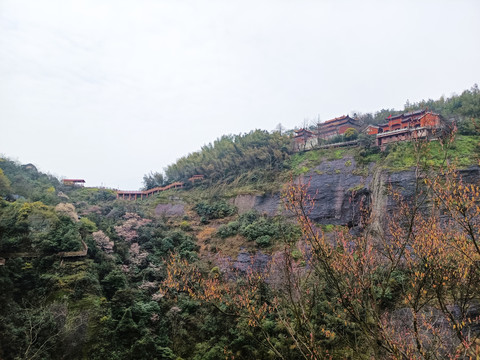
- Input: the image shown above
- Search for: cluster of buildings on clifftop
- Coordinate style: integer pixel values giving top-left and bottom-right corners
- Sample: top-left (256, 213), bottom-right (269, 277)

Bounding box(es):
top-left (294, 110), bottom-right (442, 151)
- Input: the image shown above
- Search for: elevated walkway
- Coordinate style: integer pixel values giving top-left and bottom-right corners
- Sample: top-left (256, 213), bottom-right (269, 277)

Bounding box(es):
top-left (116, 181), bottom-right (185, 200)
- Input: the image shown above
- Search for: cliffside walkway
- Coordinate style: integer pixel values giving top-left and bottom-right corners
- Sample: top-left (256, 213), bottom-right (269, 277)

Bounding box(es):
top-left (117, 175), bottom-right (204, 200)
top-left (117, 181), bottom-right (185, 200)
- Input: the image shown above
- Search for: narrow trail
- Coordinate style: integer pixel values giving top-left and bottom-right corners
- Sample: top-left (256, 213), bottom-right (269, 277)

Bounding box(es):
top-left (0, 240), bottom-right (88, 265)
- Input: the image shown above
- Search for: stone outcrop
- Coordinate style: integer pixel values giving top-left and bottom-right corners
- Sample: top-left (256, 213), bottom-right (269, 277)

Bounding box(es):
top-left (231, 194), bottom-right (282, 216)
top-left (303, 157), bottom-right (373, 226)
top-left (155, 203), bottom-right (185, 217)
top-left (232, 156), bottom-right (373, 227)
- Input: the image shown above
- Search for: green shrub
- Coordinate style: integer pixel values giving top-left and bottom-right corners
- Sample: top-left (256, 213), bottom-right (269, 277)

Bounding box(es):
top-left (255, 235), bottom-right (271, 248)
top-left (344, 128), bottom-right (358, 141)
top-left (240, 218), bottom-right (275, 241)
top-left (322, 224), bottom-right (335, 233)
top-left (217, 221), bottom-right (240, 238)
top-left (179, 220), bottom-right (192, 231)
top-left (194, 201), bottom-right (236, 220)
top-left (291, 249), bottom-right (302, 260)
top-left (216, 211), bottom-right (300, 245)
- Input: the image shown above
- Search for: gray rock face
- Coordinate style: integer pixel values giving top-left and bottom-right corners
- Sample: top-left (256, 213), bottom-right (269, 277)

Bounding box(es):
top-left (383, 165), bottom-right (480, 217)
top-left (232, 157), bottom-right (480, 229)
top-left (232, 156), bottom-right (373, 227)
top-left (233, 251), bottom-right (270, 272)
top-left (304, 157), bottom-right (373, 226)
top-left (214, 250), bottom-right (271, 276)
top-left (232, 194), bottom-right (283, 216)
top-left (155, 203), bottom-right (185, 217)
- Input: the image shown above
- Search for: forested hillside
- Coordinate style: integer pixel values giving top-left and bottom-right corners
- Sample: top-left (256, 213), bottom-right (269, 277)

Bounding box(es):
top-left (1, 86), bottom-right (480, 359)
top-left (360, 84), bottom-right (480, 127)
top-left (164, 130), bottom-right (291, 185)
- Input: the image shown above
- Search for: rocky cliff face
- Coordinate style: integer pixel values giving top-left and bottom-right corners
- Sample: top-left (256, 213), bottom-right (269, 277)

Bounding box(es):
top-left (304, 157), bottom-right (373, 227)
top-left (232, 194), bottom-right (282, 216)
top-left (232, 155), bottom-right (480, 228)
top-left (232, 156), bottom-right (374, 227)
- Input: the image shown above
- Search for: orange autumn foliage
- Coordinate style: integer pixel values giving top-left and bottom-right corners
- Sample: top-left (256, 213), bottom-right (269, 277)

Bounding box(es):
top-left (162, 137), bottom-right (480, 359)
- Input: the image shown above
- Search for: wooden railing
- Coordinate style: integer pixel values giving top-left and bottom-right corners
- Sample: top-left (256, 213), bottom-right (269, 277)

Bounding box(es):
top-left (116, 181), bottom-right (186, 200)
top-left (57, 240), bottom-right (88, 257)
top-left (317, 140), bottom-right (358, 149)
top-left (0, 240), bottom-right (88, 265)
top-left (116, 175), bottom-right (205, 200)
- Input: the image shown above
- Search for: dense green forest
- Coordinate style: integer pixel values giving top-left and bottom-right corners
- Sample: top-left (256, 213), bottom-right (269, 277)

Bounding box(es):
top-left (1, 86), bottom-right (480, 359)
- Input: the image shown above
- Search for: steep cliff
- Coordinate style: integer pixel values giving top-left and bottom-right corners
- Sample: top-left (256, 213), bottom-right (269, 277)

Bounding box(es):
top-left (232, 155), bottom-right (480, 230)
top-left (232, 155), bottom-right (373, 227)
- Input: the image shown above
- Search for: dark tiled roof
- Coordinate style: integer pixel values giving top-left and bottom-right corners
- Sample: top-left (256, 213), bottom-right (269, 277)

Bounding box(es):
top-left (319, 117), bottom-right (359, 133)
top-left (294, 129), bottom-right (314, 137)
top-left (322, 115), bottom-right (358, 125)
top-left (323, 115), bottom-right (349, 124)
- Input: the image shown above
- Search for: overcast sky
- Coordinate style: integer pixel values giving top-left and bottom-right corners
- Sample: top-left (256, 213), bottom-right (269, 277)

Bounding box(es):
top-left (1, 0), bottom-right (479, 190)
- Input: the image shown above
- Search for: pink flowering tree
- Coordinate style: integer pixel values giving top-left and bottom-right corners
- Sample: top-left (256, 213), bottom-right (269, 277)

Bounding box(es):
top-left (92, 230), bottom-right (114, 254)
top-left (115, 213), bottom-right (152, 274)
top-left (114, 213), bottom-right (151, 243)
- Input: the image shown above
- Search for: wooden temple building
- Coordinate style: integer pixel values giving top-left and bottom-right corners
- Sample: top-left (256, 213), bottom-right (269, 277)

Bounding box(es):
top-left (363, 125), bottom-right (380, 135)
top-left (293, 128), bottom-right (316, 150)
top-left (376, 110), bottom-right (441, 148)
top-left (318, 115), bottom-right (361, 140)
top-left (292, 109), bottom-right (442, 151)
top-left (293, 115), bottom-right (361, 150)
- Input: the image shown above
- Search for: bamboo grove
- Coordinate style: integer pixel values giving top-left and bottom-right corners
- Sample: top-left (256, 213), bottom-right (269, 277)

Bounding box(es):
top-left (164, 130), bottom-right (291, 185)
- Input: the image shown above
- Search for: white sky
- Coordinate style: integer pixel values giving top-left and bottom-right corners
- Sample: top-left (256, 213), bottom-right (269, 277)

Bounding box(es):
top-left (1, 0), bottom-right (479, 190)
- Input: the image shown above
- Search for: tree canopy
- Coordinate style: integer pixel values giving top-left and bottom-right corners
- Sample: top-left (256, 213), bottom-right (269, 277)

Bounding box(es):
top-left (164, 129), bottom-right (291, 184)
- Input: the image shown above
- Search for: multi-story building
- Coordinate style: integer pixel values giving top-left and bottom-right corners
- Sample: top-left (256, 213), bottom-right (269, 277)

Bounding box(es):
top-left (376, 110), bottom-right (441, 148)
top-left (318, 115), bottom-right (361, 140)
top-left (293, 128), bottom-right (316, 151)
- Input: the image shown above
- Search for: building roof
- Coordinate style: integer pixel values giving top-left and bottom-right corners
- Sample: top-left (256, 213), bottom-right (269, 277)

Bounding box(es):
top-left (294, 128), bottom-right (315, 137)
top-left (379, 110), bottom-right (440, 133)
top-left (363, 124), bottom-right (379, 131)
top-left (322, 115), bottom-right (354, 125)
top-left (319, 115), bottom-right (360, 133)
top-left (385, 109), bottom-right (438, 123)
top-left (63, 179), bottom-right (86, 183)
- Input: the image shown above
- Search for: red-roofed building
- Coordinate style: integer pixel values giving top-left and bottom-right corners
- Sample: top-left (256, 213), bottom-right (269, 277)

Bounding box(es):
top-left (318, 115), bottom-right (361, 140)
top-left (63, 179), bottom-right (86, 186)
top-left (293, 128), bottom-right (316, 150)
top-left (376, 110), bottom-right (442, 148)
top-left (363, 125), bottom-right (379, 135)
